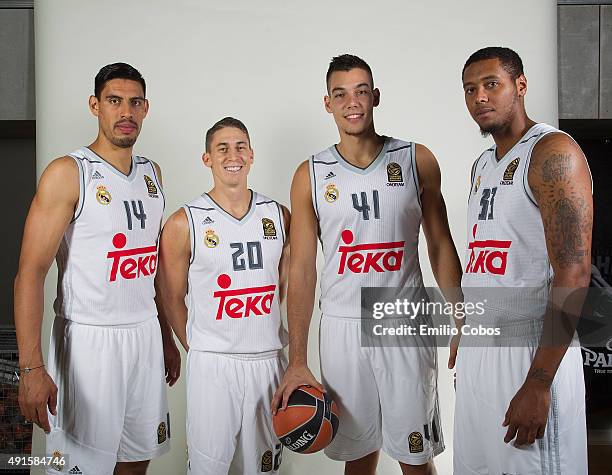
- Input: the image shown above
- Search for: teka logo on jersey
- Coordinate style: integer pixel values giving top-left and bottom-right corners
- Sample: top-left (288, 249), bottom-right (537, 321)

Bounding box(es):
top-left (107, 233), bottom-right (157, 282)
top-left (337, 230), bottom-right (404, 274)
top-left (213, 274), bottom-right (276, 320)
top-left (465, 224), bottom-right (512, 275)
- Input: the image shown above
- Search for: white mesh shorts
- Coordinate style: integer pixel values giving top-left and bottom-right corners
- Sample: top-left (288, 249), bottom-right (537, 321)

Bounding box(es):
top-left (186, 350), bottom-right (285, 475)
top-left (45, 317), bottom-right (170, 475)
top-left (454, 342), bottom-right (587, 474)
top-left (319, 315), bottom-right (444, 465)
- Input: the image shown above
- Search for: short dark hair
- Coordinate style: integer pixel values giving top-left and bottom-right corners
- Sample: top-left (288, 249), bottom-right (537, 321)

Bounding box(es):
top-left (326, 54), bottom-right (374, 92)
top-left (94, 63), bottom-right (146, 99)
top-left (462, 47), bottom-right (524, 81)
top-left (205, 117), bottom-right (251, 152)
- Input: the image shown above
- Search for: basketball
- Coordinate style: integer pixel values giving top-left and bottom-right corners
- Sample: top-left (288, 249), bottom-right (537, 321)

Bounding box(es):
top-left (273, 385), bottom-right (339, 454)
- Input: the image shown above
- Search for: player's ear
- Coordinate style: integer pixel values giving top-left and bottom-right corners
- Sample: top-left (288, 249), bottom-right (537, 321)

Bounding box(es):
top-left (516, 74), bottom-right (527, 98)
top-left (89, 95), bottom-right (99, 116)
top-left (142, 98), bottom-right (150, 117)
top-left (249, 147), bottom-right (254, 164)
top-left (324, 95), bottom-right (332, 113)
top-left (373, 88), bottom-right (380, 107)
top-left (202, 152), bottom-right (212, 168)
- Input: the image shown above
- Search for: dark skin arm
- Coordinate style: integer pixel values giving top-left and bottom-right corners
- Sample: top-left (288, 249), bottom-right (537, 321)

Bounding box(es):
top-left (415, 144), bottom-right (464, 369)
top-left (502, 133), bottom-right (592, 446)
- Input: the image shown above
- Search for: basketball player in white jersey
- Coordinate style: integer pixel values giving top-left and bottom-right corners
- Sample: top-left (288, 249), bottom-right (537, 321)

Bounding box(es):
top-left (156, 117), bottom-right (289, 474)
top-left (271, 54), bottom-right (462, 475)
top-left (454, 47), bottom-right (592, 474)
top-left (14, 63), bottom-right (180, 475)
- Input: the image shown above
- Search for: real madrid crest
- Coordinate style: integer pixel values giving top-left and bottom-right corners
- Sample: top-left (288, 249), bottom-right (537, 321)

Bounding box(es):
top-left (324, 183), bottom-right (339, 203)
top-left (51, 450), bottom-right (64, 471)
top-left (96, 185), bottom-right (112, 205)
top-left (262, 218), bottom-right (277, 239)
top-left (473, 175), bottom-right (481, 194)
top-left (204, 229), bottom-right (219, 248)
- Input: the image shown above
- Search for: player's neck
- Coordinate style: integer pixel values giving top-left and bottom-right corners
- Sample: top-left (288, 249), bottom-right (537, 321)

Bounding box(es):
top-left (336, 129), bottom-right (385, 168)
top-left (88, 137), bottom-right (134, 175)
top-left (492, 114), bottom-right (537, 160)
top-left (208, 185), bottom-right (252, 219)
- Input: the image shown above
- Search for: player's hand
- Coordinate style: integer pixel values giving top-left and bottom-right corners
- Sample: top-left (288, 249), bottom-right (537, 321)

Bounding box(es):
top-left (162, 336), bottom-right (181, 386)
top-left (502, 380), bottom-right (550, 446)
top-left (448, 333), bottom-right (461, 370)
top-left (18, 368), bottom-right (57, 434)
top-left (271, 364), bottom-right (325, 415)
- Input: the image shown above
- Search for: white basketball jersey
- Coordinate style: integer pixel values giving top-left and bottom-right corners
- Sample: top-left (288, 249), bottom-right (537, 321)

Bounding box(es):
top-left (184, 191), bottom-right (288, 353)
top-left (311, 137), bottom-right (424, 318)
top-left (462, 123), bottom-right (570, 321)
top-left (54, 147), bottom-right (164, 325)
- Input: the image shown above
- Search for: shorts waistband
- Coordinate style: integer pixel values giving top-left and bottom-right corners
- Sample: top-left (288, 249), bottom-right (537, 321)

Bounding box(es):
top-left (190, 349), bottom-right (282, 360)
top-left (55, 315), bottom-right (157, 329)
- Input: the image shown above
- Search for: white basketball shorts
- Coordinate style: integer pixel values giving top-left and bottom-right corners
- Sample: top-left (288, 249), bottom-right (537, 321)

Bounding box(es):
top-left (187, 350), bottom-right (285, 475)
top-left (454, 341), bottom-right (587, 474)
top-left (319, 315), bottom-right (444, 465)
top-left (45, 317), bottom-right (170, 475)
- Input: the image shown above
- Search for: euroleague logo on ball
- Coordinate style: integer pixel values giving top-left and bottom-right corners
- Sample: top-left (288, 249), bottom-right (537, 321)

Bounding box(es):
top-left (273, 385), bottom-right (339, 454)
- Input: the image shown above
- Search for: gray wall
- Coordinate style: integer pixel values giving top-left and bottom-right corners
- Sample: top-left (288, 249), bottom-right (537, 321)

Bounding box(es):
top-left (558, 4), bottom-right (612, 118)
top-left (0, 138), bottom-right (35, 327)
top-left (0, 8), bottom-right (35, 120)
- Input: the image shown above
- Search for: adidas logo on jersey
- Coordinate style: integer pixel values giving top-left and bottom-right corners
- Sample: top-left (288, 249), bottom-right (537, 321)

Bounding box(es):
top-left (69, 467), bottom-right (83, 474)
top-left (92, 170), bottom-right (104, 179)
top-left (202, 216), bottom-right (214, 225)
top-left (324, 171), bottom-right (336, 180)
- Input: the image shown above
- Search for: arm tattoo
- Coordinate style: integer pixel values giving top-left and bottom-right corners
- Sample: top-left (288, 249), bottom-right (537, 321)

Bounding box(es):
top-left (554, 190), bottom-right (587, 265)
top-left (531, 151), bottom-right (591, 268)
top-left (542, 153), bottom-right (572, 182)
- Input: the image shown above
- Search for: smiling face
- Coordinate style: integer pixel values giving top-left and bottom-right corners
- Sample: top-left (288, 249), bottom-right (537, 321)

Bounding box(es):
top-left (324, 67), bottom-right (380, 137)
top-left (462, 58), bottom-right (526, 136)
top-left (89, 78), bottom-right (148, 148)
top-left (203, 126), bottom-right (253, 188)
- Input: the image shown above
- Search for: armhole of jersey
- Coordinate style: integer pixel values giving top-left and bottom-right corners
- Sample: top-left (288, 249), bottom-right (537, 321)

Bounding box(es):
top-left (522, 133), bottom-right (553, 209)
top-left (309, 156), bottom-right (320, 220)
top-left (70, 154), bottom-right (86, 223)
top-left (275, 202), bottom-right (286, 244)
top-left (410, 142), bottom-right (422, 209)
top-left (183, 205), bottom-right (196, 265)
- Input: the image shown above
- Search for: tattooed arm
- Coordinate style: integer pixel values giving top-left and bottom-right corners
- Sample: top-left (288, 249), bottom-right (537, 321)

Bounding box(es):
top-left (502, 132), bottom-right (593, 446)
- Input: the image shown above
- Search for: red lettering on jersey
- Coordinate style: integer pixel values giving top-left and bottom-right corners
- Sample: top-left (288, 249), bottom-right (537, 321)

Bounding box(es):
top-left (337, 230), bottom-right (404, 274)
top-left (213, 274), bottom-right (276, 320)
top-left (107, 233), bottom-right (158, 281)
top-left (465, 224), bottom-right (511, 275)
